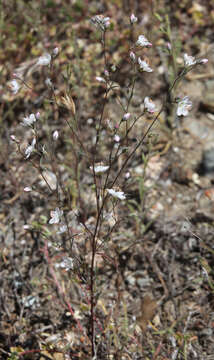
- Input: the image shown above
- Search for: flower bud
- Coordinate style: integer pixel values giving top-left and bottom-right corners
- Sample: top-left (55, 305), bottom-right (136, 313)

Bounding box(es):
top-left (45, 78), bottom-right (52, 87)
top-left (199, 58), bottom-right (208, 64)
top-left (114, 134), bottom-right (120, 142)
top-left (52, 47), bottom-right (59, 56)
top-left (53, 130), bottom-right (59, 140)
top-left (96, 76), bottom-right (106, 83)
top-left (130, 51), bottom-right (136, 62)
top-left (123, 113), bottom-right (131, 121)
top-left (24, 187), bottom-right (32, 192)
top-left (130, 14), bottom-right (138, 24)
top-left (167, 42), bottom-right (171, 50)
top-left (10, 134), bottom-right (19, 143)
top-left (104, 69), bottom-right (110, 77)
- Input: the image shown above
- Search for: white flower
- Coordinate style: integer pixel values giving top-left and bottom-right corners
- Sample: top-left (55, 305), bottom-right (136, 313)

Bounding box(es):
top-left (130, 14), bottom-right (138, 24)
top-left (9, 79), bottom-right (20, 94)
top-left (144, 97), bottom-right (156, 113)
top-left (37, 53), bottom-right (51, 66)
top-left (21, 295), bottom-right (40, 309)
top-left (91, 15), bottom-right (110, 31)
top-left (57, 224), bottom-right (67, 234)
top-left (22, 113), bottom-right (36, 127)
top-left (49, 207), bottom-right (63, 224)
top-left (130, 51), bottom-right (136, 62)
top-left (184, 53), bottom-right (196, 67)
top-left (53, 130), bottom-right (59, 140)
top-left (177, 96), bottom-right (192, 116)
top-left (25, 138), bottom-right (36, 159)
top-left (136, 35), bottom-right (152, 48)
top-left (90, 163), bottom-right (109, 174)
top-left (107, 188), bottom-right (126, 200)
top-left (56, 257), bottom-right (74, 271)
top-left (138, 57), bottom-right (153, 72)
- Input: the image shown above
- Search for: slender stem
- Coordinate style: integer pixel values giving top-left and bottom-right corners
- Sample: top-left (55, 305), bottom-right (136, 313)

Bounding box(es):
top-left (168, 68), bottom-right (186, 94)
top-left (111, 105), bottom-right (164, 188)
top-left (90, 28), bottom-right (109, 356)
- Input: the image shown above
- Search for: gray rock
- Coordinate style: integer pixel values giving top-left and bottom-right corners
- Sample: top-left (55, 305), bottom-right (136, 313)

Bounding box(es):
top-left (200, 147), bottom-right (214, 174)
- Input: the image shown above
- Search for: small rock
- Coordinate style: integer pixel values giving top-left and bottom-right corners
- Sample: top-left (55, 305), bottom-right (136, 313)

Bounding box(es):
top-left (200, 148), bottom-right (214, 174)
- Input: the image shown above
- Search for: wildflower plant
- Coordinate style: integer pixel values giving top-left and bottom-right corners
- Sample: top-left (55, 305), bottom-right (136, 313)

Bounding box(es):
top-left (155, 13), bottom-right (208, 126)
top-left (9, 11), bottom-right (209, 358)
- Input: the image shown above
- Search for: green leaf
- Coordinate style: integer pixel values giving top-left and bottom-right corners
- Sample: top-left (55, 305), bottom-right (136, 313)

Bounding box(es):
top-left (154, 12), bottom-right (163, 22)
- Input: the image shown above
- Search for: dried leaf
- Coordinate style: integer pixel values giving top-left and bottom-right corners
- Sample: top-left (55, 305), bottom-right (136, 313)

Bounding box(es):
top-left (137, 295), bottom-right (158, 332)
top-left (61, 93), bottom-right (76, 116)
